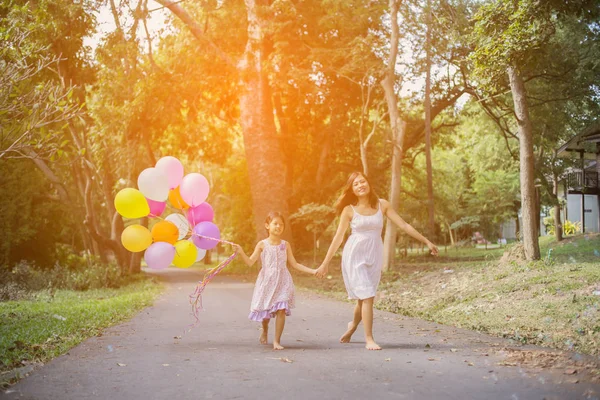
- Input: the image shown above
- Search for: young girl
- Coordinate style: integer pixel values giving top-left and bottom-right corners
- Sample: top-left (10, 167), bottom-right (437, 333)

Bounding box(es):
top-left (316, 172), bottom-right (438, 350)
top-left (236, 212), bottom-right (317, 350)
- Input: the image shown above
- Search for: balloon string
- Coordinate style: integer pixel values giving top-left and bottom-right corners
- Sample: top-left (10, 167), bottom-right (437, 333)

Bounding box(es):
top-left (186, 233), bottom-right (238, 332)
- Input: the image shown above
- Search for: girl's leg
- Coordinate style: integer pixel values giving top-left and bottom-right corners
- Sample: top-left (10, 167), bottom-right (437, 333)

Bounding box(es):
top-left (260, 319), bottom-right (269, 344)
top-left (273, 309), bottom-right (286, 350)
top-left (361, 297), bottom-right (381, 350)
top-left (340, 299), bottom-right (363, 343)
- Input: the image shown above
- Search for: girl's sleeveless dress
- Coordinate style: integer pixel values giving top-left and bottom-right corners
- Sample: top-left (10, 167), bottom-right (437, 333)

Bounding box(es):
top-left (248, 239), bottom-right (295, 321)
top-left (342, 201), bottom-right (384, 299)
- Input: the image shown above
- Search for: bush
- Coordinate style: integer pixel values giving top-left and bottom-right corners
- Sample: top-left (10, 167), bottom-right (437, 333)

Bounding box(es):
top-left (0, 257), bottom-right (142, 301)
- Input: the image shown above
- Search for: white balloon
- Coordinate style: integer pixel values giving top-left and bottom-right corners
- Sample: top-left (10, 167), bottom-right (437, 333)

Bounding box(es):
top-left (189, 238), bottom-right (207, 262)
top-left (137, 168), bottom-right (169, 201)
top-left (165, 213), bottom-right (190, 240)
top-left (195, 248), bottom-right (207, 262)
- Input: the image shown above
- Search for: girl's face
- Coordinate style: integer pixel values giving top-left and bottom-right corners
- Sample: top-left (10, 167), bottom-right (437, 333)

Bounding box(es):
top-left (265, 217), bottom-right (285, 236)
top-left (352, 175), bottom-right (370, 197)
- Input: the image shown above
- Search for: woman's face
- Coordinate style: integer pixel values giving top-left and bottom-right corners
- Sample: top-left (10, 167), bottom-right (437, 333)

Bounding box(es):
top-left (352, 174), bottom-right (370, 197)
top-left (265, 217), bottom-right (285, 236)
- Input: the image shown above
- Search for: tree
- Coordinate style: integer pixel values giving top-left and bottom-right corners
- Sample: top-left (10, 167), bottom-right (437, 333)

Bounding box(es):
top-left (471, 0), bottom-right (600, 256)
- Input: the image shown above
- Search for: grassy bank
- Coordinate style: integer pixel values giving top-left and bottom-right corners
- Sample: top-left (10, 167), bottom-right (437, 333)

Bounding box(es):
top-left (0, 279), bottom-right (162, 383)
top-left (295, 233), bottom-right (600, 356)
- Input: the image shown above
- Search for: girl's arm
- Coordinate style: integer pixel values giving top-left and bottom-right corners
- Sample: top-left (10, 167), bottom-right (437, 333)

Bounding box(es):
top-left (286, 245), bottom-right (316, 275)
top-left (315, 206), bottom-right (352, 277)
top-left (380, 199), bottom-right (439, 256)
top-left (235, 242), bottom-right (264, 267)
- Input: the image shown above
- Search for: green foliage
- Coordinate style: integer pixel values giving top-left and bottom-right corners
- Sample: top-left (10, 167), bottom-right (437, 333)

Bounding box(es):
top-left (290, 203), bottom-right (335, 250)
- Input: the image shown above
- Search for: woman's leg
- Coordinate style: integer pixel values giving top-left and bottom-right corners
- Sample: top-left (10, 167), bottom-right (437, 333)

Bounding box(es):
top-left (340, 299), bottom-right (363, 343)
top-left (361, 297), bottom-right (381, 350)
top-left (273, 310), bottom-right (286, 350)
top-left (260, 319), bottom-right (269, 344)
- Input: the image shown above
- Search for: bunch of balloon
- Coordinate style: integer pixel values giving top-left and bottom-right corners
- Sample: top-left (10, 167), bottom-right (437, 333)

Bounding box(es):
top-left (114, 156), bottom-right (221, 270)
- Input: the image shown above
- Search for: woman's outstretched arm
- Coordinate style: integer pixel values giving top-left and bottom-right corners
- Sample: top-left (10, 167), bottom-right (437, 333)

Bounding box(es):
top-left (380, 199), bottom-right (439, 256)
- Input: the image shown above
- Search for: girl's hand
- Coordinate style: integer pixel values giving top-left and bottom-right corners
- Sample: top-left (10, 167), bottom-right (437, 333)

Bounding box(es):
top-left (427, 242), bottom-right (439, 256)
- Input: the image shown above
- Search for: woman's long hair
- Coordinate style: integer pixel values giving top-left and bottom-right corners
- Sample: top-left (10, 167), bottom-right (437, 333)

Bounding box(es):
top-left (334, 172), bottom-right (379, 215)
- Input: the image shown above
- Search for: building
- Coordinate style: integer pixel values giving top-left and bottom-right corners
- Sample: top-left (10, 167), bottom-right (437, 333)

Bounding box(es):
top-left (555, 121), bottom-right (600, 233)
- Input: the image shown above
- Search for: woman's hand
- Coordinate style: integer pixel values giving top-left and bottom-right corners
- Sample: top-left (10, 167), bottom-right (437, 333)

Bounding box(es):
top-left (427, 241), bottom-right (439, 256)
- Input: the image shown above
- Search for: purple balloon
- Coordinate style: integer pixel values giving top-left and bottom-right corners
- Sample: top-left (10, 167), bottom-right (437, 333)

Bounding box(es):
top-left (146, 198), bottom-right (166, 218)
top-left (187, 203), bottom-right (214, 226)
top-left (144, 242), bottom-right (175, 269)
top-left (192, 222), bottom-right (220, 250)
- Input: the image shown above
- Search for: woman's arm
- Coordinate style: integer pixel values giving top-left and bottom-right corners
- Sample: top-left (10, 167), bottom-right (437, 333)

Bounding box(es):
top-left (381, 199), bottom-right (439, 256)
top-left (235, 242), bottom-right (263, 267)
top-left (315, 206), bottom-right (352, 277)
top-left (286, 244), bottom-right (316, 275)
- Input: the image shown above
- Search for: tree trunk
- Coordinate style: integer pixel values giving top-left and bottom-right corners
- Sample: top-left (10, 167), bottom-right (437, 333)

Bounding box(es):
top-left (381, 0), bottom-right (403, 272)
top-left (507, 64), bottom-right (540, 260)
top-left (238, 0), bottom-right (291, 242)
top-left (424, 0), bottom-right (435, 239)
top-left (156, 0), bottom-right (290, 242)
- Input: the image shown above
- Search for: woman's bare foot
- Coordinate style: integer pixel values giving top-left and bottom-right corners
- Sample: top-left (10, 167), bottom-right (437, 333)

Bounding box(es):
top-left (340, 321), bottom-right (358, 343)
top-left (365, 339), bottom-right (381, 350)
top-left (259, 328), bottom-right (268, 345)
top-left (273, 342), bottom-right (284, 350)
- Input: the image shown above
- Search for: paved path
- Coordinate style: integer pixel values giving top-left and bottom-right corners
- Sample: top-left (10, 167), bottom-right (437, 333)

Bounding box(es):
top-left (3, 268), bottom-right (599, 400)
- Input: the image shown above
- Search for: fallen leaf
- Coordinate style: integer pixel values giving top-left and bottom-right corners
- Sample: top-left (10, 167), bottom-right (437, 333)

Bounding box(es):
top-left (425, 344), bottom-right (431, 348)
top-left (117, 363), bottom-right (126, 367)
top-left (468, 362), bottom-right (474, 366)
top-left (385, 358), bottom-right (391, 362)
top-left (174, 336), bottom-right (182, 340)
top-left (268, 357), bottom-right (293, 363)
top-left (450, 348), bottom-right (458, 353)
top-left (162, 364), bottom-right (170, 367)
top-left (428, 358), bottom-right (439, 361)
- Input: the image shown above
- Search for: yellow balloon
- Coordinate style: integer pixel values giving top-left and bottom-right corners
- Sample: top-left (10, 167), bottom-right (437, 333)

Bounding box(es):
top-left (173, 240), bottom-right (198, 268)
top-left (121, 225), bottom-right (152, 252)
top-left (115, 188), bottom-right (150, 219)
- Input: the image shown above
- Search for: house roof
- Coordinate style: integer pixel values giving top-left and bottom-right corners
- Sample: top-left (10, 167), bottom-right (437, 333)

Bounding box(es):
top-left (556, 121), bottom-right (600, 159)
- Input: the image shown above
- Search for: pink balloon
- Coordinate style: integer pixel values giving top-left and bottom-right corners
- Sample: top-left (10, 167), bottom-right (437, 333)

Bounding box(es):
top-left (192, 222), bottom-right (220, 250)
top-left (187, 203), bottom-right (214, 226)
top-left (144, 242), bottom-right (175, 270)
top-left (146, 198), bottom-right (166, 218)
top-left (155, 156), bottom-right (184, 190)
top-left (179, 173), bottom-right (209, 207)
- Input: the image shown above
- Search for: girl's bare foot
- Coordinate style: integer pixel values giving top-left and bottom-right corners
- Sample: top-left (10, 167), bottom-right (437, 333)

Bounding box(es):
top-left (260, 329), bottom-right (268, 345)
top-left (365, 339), bottom-right (381, 350)
top-left (340, 321), bottom-right (358, 343)
top-left (273, 342), bottom-right (284, 350)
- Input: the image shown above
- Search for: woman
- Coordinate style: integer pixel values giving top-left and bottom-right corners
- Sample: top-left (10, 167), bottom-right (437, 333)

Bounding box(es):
top-left (316, 172), bottom-right (438, 350)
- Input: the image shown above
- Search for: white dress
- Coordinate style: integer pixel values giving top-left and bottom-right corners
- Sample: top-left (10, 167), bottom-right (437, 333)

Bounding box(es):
top-left (341, 201), bottom-right (384, 299)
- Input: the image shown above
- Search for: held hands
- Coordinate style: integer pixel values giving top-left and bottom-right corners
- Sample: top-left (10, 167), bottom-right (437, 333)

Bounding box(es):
top-left (315, 263), bottom-right (329, 278)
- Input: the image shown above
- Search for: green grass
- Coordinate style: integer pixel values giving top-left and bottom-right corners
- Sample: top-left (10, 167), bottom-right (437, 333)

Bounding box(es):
top-left (295, 233), bottom-right (600, 356)
top-left (0, 279), bottom-right (162, 378)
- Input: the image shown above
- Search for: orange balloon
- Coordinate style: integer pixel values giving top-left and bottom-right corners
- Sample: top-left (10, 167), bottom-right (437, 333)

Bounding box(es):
top-left (168, 187), bottom-right (189, 210)
top-left (151, 220), bottom-right (179, 244)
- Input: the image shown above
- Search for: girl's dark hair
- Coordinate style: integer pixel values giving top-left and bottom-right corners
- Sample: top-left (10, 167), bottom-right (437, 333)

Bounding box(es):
top-left (265, 211), bottom-right (285, 234)
top-left (334, 172), bottom-right (379, 215)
